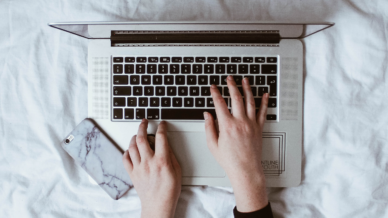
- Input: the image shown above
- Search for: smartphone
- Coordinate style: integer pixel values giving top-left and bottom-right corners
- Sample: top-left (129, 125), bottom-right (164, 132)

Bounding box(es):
top-left (61, 118), bottom-right (133, 200)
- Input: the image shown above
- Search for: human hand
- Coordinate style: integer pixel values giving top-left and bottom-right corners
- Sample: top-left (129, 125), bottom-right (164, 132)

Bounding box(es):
top-left (123, 120), bottom-right (182, 218)
top-left (204, 76), bottom-right (269, 212)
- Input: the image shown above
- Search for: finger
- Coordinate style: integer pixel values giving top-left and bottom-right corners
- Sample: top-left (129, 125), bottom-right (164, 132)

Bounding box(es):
top-left (136, 119), bottom-right (153, 159)
top-left (227, 75), bottom-right (245, 118)
top-left (128, 135), bottom-right (141, 166)
top-left (168, 145), bottom-right (182, 177)
top-left (242, 77), bottom-right (256, 120)
top-left (210, 84), bottom-right (231, 122)
top-left (155, 121), bottom-right (170, 158)
top-left (257, 93), bottom-right (269, 128)
top-left (122, 150), bottom-right (133, 173)
top-left (203, 112), bottom-right (218, 154)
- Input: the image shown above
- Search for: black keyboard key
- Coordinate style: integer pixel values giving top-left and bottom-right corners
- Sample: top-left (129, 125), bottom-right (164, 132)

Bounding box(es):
top-left (219, 57), bottom-right (229, 63)
top-left (198, 76), bottom-right (208, 85)
top-left (184, 98), bottom-right (194, 107)
top-left (136, 57), bottom-right (147, 62)
top-left (267, 76), bottom-right (277, 96)
top-left (161, 98), bottom-right (171, 107)
top-left (113, 97), bottom-right (125, 107)
top-left (164, 75), bottom-right (174, 85)
top-left (178, 87), bottom-right (188, 96)
top-left (135, 109), bottom-right (145, 119)
top-left (113, 75), bottom-right (128, 85)
top-left (224, 87), bottom-right (230, 96)
top-left (170, 64), bottom-right (180, 74)
top-left (262, 65), bottom-right (277, 74)
top-left (195, 98), bottom-right (205, 107)
top-left (254, 98), bottom-right (262, 108)
top-left (172, 57), bottom-right (182, 63)
top-left (148, 57), bottom-right (158, 62)
top-left (147, 64), bottom-right (157, 74)
top-left (238, 65), bottom-right (248, 74)
top-left (182, 64), bottom-right (191, 74)
top-left (256, 76), bottom-right (265, 85)
top-left (167, 87), bottom-right (176, 96)
top-left (187, 76), bottom-right (197, 85)
top-left (267, 57), bottom-right (277, 63)
top-left (160, 57), bottom-right (170, 63)
top-left (217, 87), bottom-right (223, 95)
top-left (204, 65), bottom-right (214, 74)
top-left (234, 76), bottom-right (242, 85)
top-left (245, 76), bottom-right (254, 85)
top-left (250, 65), bottom-right (260, 74)
top-left (216, 64), bottom-right (225, 74)
top-left (113, 64), bottom-right (123, 74)
top-left (158, 64), bottom-right (168, 74)
top-left (269, 85), bottom-right (277, 96)
top-left (127, 97), bottom-right (137, 107)
top-left (113, 86), bottom-right (131, 96)
top-left (161, 109), bottom-right (217, 120)
top-left (139, 97), bottom-right (148, 106)
top-left (113, 108), bottom-right (123, 119)
top-left (255, 57), bottom-right (265, 63)
top-left (133, 86), bottom-right (143, 96)
top-left (267, 76), bottom-right (277, 86)
top-left (125, 64), bottom-right (135, 74)
top-left (227, 64), bottom-right (237, 74)
top-left (243, 57), bottom-right (253, 63)
top-left (231, 57), bottom-right (241, 63)
top-left (207, 98), bottom-right (215, 107)
top-left (150, 98), bottom-right (160, 107)
top-left (184, 57), bottom-right (194, 63)
top-left (267, 114), bottom-right (277, 120)
top-left (130, 75), bottom-right (140, 85)
top-left (251, 87), bottom-right (257, 96)
top-left (195, 57), bottom-right (206, 62)
top-left (190, 87), bottom-right (200, 96)
top-left (207, 57), bottom-right (217, 62)
top-left (155, 86), bottom-right (165, 96)
top-left (210, 76), bottom-right (220, 85)
top-left (141, 75), bottom-right (151, 85)
top-left (176, 76), bottom-right (185, 85)
top-left (153, 75), bottom-right (162, 85)
top-left (113, 57), bottom-right (123, 62)
top-left (144, 86), bottom-right (154, 96)
top-left (125, 57), bottom-right (135, 62)
top-left (268, 98), bottom-right (277, 107)
top-left (258, 87), bottom-right (269, 96)
top-left (221, 76), bottom-right (228, 85)
top-left (201, 86), bottom-right (211, 96)
top-left (136, 64), bottom-right (146, 74)
top-left (193, 65), bottom-right (202, 74)
top-left (125, 109), bottom-right (134, 119)
top-left (172, 98), bottom-right (182, 107)
top-left (147, 109), bottom-right (160, 119)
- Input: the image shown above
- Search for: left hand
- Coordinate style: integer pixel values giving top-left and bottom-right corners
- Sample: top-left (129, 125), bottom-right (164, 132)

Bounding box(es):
top-left (123, 119), bottom-right (182, 218)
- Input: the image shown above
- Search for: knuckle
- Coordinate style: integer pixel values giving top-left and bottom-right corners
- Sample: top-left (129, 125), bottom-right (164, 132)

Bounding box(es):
top-left (136, 136), bottom-right (146, 144)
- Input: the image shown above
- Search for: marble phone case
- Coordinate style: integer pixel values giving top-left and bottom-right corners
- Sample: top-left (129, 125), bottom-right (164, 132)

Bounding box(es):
top-left (61, 118), bottom-right (133, 200)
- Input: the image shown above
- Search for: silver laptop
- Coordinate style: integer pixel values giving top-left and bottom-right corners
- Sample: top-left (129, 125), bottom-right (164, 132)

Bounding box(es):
top-left (49, 22), bottom-right (333, 187)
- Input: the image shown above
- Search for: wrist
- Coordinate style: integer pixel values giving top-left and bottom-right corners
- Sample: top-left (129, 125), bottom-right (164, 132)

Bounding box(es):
top-left (141, 200), bottom-right (177, 218)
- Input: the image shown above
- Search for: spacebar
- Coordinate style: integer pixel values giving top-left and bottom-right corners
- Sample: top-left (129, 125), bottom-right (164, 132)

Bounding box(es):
top-left (161, 109), bottom-right (217, 120)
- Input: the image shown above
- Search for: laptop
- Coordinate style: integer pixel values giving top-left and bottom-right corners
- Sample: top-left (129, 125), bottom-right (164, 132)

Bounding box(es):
top-left (49, 22), bottom-right (334, 187)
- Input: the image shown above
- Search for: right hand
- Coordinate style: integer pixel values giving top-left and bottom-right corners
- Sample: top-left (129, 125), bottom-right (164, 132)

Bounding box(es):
top-left (204, 75), bottom-right (269, 212)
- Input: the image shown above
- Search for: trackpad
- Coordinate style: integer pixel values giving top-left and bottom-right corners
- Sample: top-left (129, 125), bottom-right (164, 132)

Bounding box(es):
top-left (167, 132), bottom-right (225, 177)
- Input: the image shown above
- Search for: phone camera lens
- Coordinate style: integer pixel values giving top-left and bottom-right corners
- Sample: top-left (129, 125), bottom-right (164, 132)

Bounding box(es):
top-left (65, 139), bottom-right (70, 144)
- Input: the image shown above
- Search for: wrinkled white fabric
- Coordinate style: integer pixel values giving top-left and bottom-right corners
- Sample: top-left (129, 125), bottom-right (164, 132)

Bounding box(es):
top-left (0, 0), bottom-right (387, 217)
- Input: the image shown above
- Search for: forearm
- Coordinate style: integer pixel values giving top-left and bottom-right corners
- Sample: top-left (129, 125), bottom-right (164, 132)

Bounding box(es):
top-left (141, 201), bottom-right (177, 218)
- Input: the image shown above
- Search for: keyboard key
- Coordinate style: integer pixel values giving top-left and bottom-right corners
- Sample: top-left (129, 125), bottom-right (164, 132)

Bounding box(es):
top-left (204, 65), bottom-right (214, 74)
top-left (161, 109), bottom-right (217, 120)
top-left (125, 57), bottom-right (135, 62)
top-left (160, 57), bottom-right (170, 63)
top-left (130, 75), bottom-right (140, 85)
top-left (148, 57), bottom-right (158, 62)
top-left (133, 86), bottom-right (143, 96)
top-left (153, 75), bottom-right (162, 85)
top-left (210, 76), bottom-right (220, 85)
top-left (207, 57), bottom-right (217, 62)
top-left (155, 86), bottom-right (165, 96)
top-left (201, 86), bottom-right (211, 96)
top-left (267, 114), bottom-right (277, 120)
top-left (195, 57), bottom-right (206, 62)
top-left (125, 64), bottom-right (134, 74)
top-left (250, 65), bottom-right (260, 74)
top-left (244, 76), bottom-right (254, 85)
top-left (255, 57), bottom-right (265, 63)
top-left (251, 87), bottom-right (257, 96)
top-left (258, 87), bottom-right (269, 96)
top-left (147, 109), bottom-right (160, 119)
top-left (141, 75), bottom-right (151, 85)
top-left (234, 76), bottom-right (242, 85)
top-left (176, 76), bottom-right (185, 85)
top-left (161, 98), bottom-right (171, 107)
top-left (216, 64), bottom-right (226, 74)
top-left (238, 65), bottom-right (248, 74)
top-left (187, 76), bottom-right (197, 85)
top-left (167, 87), bottom-right (176, 96)
top-left (224, 87), bottom-right (230, 96)
top-left (255, 76), bottom-right (265, 85)
top-left (227, 64), bottom-right (237, 74)
top-left (139, 97), bottom-right (148, 106)
top-left (136, 57), bottom-right (147, 62)
top-left (231, 57), bottom-right (241, 63)
top-left (172, 98), bottom-right (182, 107)
top-left (207, 98), bottom-right (215, 107)
top-left (184, 57), bottom-right (194, 62)
top-left (135, 109), bottom-right (145, 119)
top-left (178, 87), bottom-right (188, 96)
top-left (182, 64), bottom-right (191, 74)
top-left (172, 57), bottom-right (182, 63)
top-left (267, 76), bottom-right (277, 96)
top-left (193, 65), bottom-right (202, 74)
top-left (217, 87), bottom-right (223, 95)
top-left (113, 75), bottom-right (128, 85)
top-left (267, 57), bottom-right (277, 63)
top-left (150, 98), bottom-right (159, 107)
top-left (170, 64), bottom-right (180, 74)
top-left (262, 65), bottom-right (277, 74)
top-left (136, 64), bottom-right (146, 74)
top-left (184, 98), bottom-right (194, 107)
top-left (221, 76), bottom-right (228, 85)
top-left (113, 86), bottom-right (131, 96)
top-left (144, 86), bottom-right (154, 96)
top-left (127, 97), bottom-right (137, 107)
top-left (190, 87), bottom-right (199, 96)
top-left (113, 108), bottom-right (123, 119)
top-left (268, 98), bottom-right (277, 107)
top-left (219, 57), bottom-right (229, 62)
top-left (243, 57), bottom-right (253, 63)
top-left (195, 98), bottom-right (205, 107)
top-left (267, 76), bottom-right (277, 86)
top-left (113, 64), bottom-right (123, 74)
top-left (254, 98), bottom-right (261, 108)
top-left (147, 64), bottom-right (157, 74)
top-left (164, 76), bottom-right (174, 85)
top-left (125, 109), bottom-right (134, 119)
top-left (198, 76), bottom-right (208, 85)
top-left (113, 97), bottom-right (125, 107)
top-left (159, 64), bottom-right (168, 74)
top-left (113, 57), bottom-right (123, 62)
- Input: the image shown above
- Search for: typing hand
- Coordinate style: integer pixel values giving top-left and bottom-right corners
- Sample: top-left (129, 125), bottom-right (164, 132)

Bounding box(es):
top-left (204, 75), bottom-right (269, 212)
top-left (123, 120), bottom-right (181, 218)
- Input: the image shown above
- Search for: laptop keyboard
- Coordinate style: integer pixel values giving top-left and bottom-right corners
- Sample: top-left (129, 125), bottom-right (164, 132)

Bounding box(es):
top-left (111, 56), bottom-right (278, 121)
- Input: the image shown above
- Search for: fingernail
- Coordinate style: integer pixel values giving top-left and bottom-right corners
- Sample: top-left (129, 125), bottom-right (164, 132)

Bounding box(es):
top-left (265, 93), bottom-right (269, 98)
top-left (203, 112), bottom-right (209, 120)
top-left (243, 77), bottom-right (249, 84)
top-left (227, 75), bottom-right (234, 81)
top-left (211, 84), bottom-right (217, 89)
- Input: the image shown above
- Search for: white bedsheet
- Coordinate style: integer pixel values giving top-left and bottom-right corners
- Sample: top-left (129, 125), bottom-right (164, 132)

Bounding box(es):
top-left (1, 0), bottom-right (388, 217)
